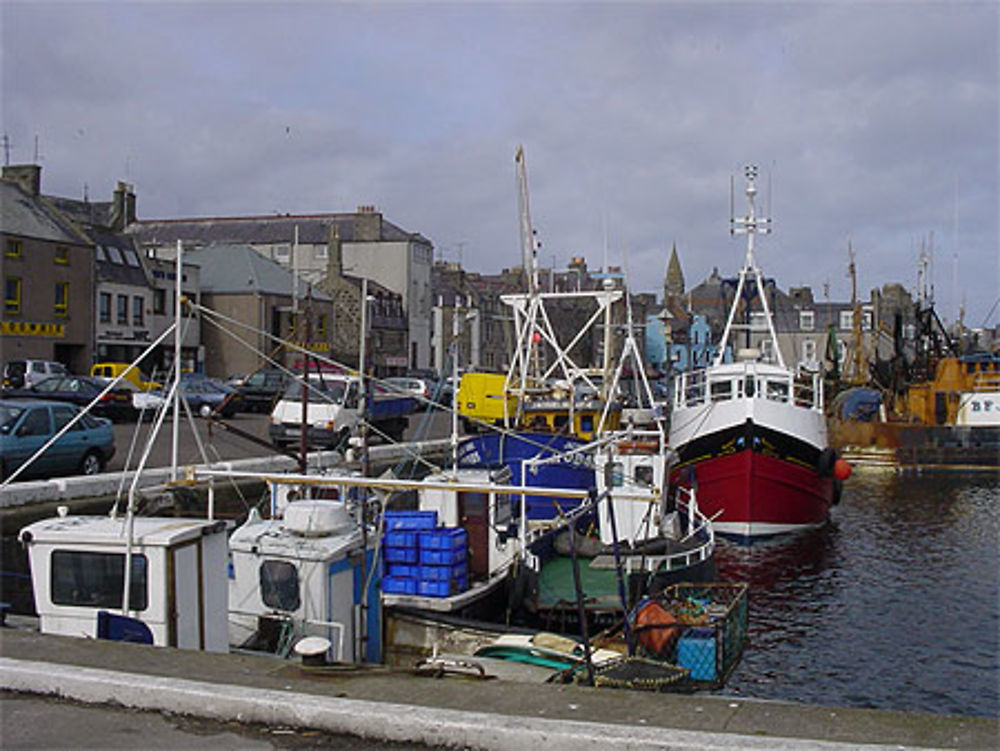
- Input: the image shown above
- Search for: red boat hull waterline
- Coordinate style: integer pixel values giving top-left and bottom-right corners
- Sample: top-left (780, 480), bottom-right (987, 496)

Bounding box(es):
top-left (671, 448), bottom-right (834, 539)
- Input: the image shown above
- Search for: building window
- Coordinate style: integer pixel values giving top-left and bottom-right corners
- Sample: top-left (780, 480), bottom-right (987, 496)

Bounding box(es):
top-left (315, 246), bottom-right (328, 260)
top-left (99, 292), bottom-right (112, 323)
top-left (55, 246), bottom-right (69, 264)
top-left (862, 310), bottom-right (873, 331)
top-left (132, 296), bottom-right (144, 326)
top-left (839, 310), bottom-right (853, 330)
top-left (4, 277), bottom-right (21, 314)
top-left (799, 310), bottom-right (815, 331)
top-left (802, 339), bottom-right (816, 362)
top-left (117, 294), bottom-right (128, 325)
top-left (153, 289), bottom-right (167, 315)
top-left (5, 239), bottom-right (23, 258)
top-left (316, 314), bottom-right (328, 339)
top-left (750, 311), bottom-right (768, 330)
top-left (54, 282), bottom-right (69, 317)
top-left (274, 245), bottom-right (290, 260)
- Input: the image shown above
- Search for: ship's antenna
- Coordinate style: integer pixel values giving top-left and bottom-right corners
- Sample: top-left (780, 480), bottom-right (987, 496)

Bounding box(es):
top-left (1, 133), bottom-right (10, 166)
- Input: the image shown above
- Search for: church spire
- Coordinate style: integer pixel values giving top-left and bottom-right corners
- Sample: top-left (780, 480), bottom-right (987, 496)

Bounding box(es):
top-left (664, 242), bottom-right (685, 301)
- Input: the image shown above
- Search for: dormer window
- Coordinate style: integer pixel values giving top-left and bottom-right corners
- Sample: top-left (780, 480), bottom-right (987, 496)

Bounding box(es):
top-left (799, 310), bottom-right (815, 331)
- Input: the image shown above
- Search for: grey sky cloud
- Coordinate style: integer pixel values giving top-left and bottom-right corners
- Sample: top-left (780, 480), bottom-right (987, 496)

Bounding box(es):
top-left (3, 1), bottom-right (996, 327)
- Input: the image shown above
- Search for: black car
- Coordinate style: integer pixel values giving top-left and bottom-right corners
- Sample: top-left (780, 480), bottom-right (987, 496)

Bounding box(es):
top-left (4, 375), bottom-right (139, 422)
top-left (236, 368), bottom-right (295, 413)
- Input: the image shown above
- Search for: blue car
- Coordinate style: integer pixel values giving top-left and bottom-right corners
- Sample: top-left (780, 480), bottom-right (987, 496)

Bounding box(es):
top-left (0, 399), bottom-right (116, 481)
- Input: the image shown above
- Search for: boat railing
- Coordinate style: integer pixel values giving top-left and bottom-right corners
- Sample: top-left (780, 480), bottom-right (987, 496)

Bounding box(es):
top-left (971, 372), bottom-right (1000, 392)
top-left (619, 484), bottom-right (715, 575)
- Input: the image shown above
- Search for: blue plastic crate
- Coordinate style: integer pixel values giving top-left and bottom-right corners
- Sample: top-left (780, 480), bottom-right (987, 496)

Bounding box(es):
top-left (418, 527), bottom-right (467, 551)
top-left (383, 546), bottom-right (418, 564)
top-left (382, 576), bottom-right (417, 595)
top-left (384, 531), bottom-right (418, 548)
top-left (417, 574), bottom-right (468, 598)
top-left (384, 510), bottom-right (438, 531)
top-left (418, 562), bottom-right (467, 582)
top-left (677, 627), bottom-right (717, 681)
top-left (418, 546), bottom-right (466, 566)
top-left (387, 563), bottom-right (420, 579)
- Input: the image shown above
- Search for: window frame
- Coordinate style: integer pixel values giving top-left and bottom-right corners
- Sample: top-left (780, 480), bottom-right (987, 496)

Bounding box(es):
top-left (116, 294), bottom-right (128, 325)
top-left (5, 238), bottom-right (23, 258)
top-left (54, 246), bottom-right (70, 265)
top-left (132, 296), bottom-right (144, 326)
top-left (54, 281), bottom-right (69, 317)
top-left (799, 310), bottom-right (815, 331)
top-left (99, 292), bottom-right (112, 323)
top-left (4, 276), bottom-right (22, 314)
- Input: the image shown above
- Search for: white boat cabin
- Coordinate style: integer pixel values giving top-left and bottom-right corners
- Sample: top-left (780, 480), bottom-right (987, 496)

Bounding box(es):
top-left (228, 497), bottom-right (382, 663)
top-left (19, 513), bottom-right (229, 652)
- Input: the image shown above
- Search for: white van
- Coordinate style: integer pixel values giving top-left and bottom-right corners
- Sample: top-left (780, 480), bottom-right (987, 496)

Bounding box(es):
top-left (268, 373), bottom-right (412, 449)
top-left (3, 359), bottom-right (69, 389)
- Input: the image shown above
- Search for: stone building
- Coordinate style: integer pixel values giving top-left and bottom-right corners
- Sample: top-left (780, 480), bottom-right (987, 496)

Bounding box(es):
top-left (1, 167), bottom-right (94, 372)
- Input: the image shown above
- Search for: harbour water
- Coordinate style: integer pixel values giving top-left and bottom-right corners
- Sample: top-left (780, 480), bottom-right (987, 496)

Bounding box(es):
top-left (716, 471), bottom-right (999, 718)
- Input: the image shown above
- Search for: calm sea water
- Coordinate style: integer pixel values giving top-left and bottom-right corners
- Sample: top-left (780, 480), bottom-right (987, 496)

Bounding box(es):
top-left (716, 471), bottom-right (999, 718)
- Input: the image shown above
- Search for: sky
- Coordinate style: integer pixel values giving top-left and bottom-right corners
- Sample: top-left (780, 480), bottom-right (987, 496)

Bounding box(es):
top-left (3, 1), bottom-right (997, 328)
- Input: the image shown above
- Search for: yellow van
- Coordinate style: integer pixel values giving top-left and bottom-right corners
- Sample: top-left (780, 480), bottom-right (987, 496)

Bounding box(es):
top-left (91, 362), bottom-right (162, 391)
top-left (457, 372), bottom-right (517, 431)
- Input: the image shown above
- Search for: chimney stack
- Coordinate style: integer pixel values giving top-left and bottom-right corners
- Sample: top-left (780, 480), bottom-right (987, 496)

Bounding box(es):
top-left (355, 205), bottom-right (382, 242)
top-left (111, 181), bottom-right (136, 230)
top-left (2, 164), bottom-right (41, 196)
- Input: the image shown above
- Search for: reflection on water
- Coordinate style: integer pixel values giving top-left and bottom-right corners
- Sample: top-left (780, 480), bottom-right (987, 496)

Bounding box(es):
top-left (717, 472), bottom-right (999, 718)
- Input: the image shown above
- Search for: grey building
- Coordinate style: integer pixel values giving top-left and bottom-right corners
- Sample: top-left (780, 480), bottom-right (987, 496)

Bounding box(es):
top-left (129, 206), bottom-right (434, 372)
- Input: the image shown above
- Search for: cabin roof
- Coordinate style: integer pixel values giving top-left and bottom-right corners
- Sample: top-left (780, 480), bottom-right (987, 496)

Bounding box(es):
top-left (20, 515), bottom-right (227, 547)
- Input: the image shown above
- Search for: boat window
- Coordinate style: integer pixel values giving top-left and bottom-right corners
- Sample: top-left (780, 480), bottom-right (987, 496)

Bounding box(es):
top-left (579, 414), bottom-right (594, 434)
top-left (260, 560), bottom-right (300, 612)
top-left (492, 492), bottom-right (513, 527)
top-left (710, 380), bottom-right (733, 402)
top-left (766, 380), bottom-right (789, 402)
top-left (634, 464), bottom-right (654, 486)
top-left (608, 462), bottom-right (624, 487)
top-left (744, 376), bottom-right (755, 398)
top-left (51, 551), bottom-right (148, 611)
top-left (552, 414), bottom-right (569, 432)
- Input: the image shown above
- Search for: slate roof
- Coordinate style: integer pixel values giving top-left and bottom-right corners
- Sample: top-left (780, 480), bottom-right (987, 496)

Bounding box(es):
top-left (0, 181), bottom-right (91, 245)
top-left (129, 213), bottom-right (430, 247)
top-left (45, 195), bottom-right (115, 228)
top-left (184, 243), bottom-right (331, 301)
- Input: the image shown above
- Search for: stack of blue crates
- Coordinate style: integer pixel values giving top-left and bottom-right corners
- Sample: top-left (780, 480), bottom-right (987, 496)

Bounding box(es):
top-left (417, 528), bottom-right (468, 597)
top-left (381, 510), bottom-right (469, 598)
top-left (382, 510), bottom-right (437, 595)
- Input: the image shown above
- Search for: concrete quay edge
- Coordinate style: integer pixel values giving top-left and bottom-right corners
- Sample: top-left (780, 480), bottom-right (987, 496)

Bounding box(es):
top-left (0, 630), bottom-right (995, 750)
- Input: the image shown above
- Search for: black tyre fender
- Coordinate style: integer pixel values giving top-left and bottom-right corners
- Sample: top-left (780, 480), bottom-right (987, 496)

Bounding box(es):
top-left (817, 447), bottom-right (838, 477)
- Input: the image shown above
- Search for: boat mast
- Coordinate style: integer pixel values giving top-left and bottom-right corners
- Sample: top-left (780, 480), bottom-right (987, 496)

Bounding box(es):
top-left (715, 165), bottom-right (784, 368)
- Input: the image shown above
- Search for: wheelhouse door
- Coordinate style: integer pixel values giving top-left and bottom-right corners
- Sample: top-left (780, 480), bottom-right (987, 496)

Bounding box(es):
top-left (458, 491), bottom-right (489, 578)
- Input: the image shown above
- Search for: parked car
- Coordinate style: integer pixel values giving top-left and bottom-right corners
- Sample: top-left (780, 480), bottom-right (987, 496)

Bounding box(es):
top-left (3, 375), bottom-right (139, 422)
top-left (3, 359), bottom-right (69, 389)
top-left (133, 377), bottom-right (243, 418)
top-left (384, 376), bottom-right (433, 402)
top-left (236, 368), bottom-right (295, 413)
top-left (90, 362), bottom-right (162, 391)
top-left (0, 399), bottom-right (115, 481)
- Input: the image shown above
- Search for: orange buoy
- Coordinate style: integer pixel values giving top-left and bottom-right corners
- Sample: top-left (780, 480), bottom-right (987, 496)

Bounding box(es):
top-left (834, 458), bottom-right (852, 481)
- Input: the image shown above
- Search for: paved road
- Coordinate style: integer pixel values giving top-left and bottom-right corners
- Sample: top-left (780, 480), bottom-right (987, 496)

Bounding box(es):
top-left (108, 410), bottom-right (452, 472)
top-left (0, 692), bottom-right (443, 750)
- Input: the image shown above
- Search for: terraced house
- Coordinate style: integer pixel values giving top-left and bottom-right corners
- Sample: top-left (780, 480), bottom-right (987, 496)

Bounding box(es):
top-left (1, 166), bottom-right (94, 371)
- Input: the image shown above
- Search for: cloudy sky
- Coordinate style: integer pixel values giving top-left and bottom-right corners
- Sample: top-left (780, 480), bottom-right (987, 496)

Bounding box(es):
top-left (3, 1), bottom-right (997, 327)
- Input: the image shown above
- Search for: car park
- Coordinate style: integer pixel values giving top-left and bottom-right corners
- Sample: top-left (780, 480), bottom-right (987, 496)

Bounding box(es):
top-left (3, 375), bottom-right (139, 422)
top-left (3, 360), bottom-right (69, 389)
top-left (0, 399), bottom-right (115, 481)
top-left (90, 362), bottom-right (162, 391)
top-left (236, 368), bottom-right (295, 413)
top-left (133, 377), bottom-right (243, 418)
top-left (384, 376), bottom-right (433, 402)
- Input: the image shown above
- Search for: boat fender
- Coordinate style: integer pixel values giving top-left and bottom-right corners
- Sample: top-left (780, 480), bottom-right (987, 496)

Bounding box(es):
top-left (817, 448), bottom-right (838, 477)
